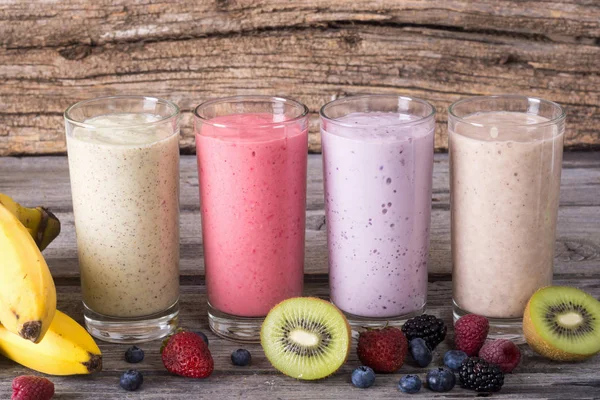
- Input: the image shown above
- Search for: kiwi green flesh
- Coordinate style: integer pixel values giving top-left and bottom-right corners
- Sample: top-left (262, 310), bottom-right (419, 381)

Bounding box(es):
top-left (530, 286), bottom-right (600, 356)
top-left (261, 298), bottom-right (350, 380)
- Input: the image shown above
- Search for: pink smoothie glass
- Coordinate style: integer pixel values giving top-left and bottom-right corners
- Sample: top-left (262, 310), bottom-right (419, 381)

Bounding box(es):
top-left (194, 96), bottom-right (309, 342)
top-left (320, 95), bottom-right (436, 329)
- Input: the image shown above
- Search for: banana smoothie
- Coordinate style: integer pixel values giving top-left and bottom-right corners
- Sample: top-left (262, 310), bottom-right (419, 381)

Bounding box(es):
top-left (67, 113), bottom-right (180, 318)
top-left (450, 111), bottom-right (564, 319)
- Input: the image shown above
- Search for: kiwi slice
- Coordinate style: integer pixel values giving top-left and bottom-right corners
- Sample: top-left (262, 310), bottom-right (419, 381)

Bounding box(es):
top-left (523, 286), bottom-right (600, 361)
top-left (260, 297), bottom-right (351, 380)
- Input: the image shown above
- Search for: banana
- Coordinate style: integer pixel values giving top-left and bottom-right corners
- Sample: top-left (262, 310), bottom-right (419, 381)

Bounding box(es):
top-left (0, 310), bottom-right (102, 375)
top-left (0, 204), bottom-right (56, 343)
top-left (0, 193), bottom-right (61, 251)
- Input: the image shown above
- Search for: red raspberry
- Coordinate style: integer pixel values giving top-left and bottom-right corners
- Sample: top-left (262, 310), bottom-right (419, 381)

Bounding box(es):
top-left (479, 339), bottom-right (521, 373)
top-left (454, 314), bottom-right (489, 356)
top-left (12, 375), bottom-right (54, 400)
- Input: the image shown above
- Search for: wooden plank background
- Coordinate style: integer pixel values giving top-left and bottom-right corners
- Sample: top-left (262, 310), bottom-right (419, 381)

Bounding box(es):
top-left (0, 0), bottom-right (599, 156)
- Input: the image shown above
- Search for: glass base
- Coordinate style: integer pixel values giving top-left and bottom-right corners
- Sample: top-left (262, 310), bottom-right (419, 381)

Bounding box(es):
top-left (452, 300), bottom-right (525, 344)
top-left (341, 303), bottom-right (426, 339)
top-left (207, 303), bottom-right (264, 343)
top-left (84, 301), bottom-right (179, 344)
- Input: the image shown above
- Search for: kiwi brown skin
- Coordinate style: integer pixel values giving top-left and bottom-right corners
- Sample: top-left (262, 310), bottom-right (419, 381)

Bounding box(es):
top-left (523, 291), bottom-right (598, 362)
top-left (260, 297), bottom-right (352, 380)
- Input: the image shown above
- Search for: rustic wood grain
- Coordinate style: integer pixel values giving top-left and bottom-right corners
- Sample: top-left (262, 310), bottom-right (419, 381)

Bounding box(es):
top-left (1, 1), bottom-right (599, 155)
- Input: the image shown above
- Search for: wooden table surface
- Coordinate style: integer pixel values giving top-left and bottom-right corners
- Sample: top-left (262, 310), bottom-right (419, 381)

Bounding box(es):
top-left (0, 153), bottom-right (599, 399)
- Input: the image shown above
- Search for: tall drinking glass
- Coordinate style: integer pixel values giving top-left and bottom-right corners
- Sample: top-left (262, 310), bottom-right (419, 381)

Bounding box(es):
top-left (320, 95), bottom-right (436, 328)
top-left (194, 96), bottom-right (308, 342)
top-left (448, 95), bottom-right (565, 339)
top-left (65, 96), bottom-right (181, 343)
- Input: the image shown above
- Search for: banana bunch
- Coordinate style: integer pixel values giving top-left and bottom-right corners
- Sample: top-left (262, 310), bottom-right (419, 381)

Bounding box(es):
top-left (0, 193), bottom-right (61, 251)
top-left (0, 310), bottom-right (102, 375)
top-left (0, 202), bottom-right (56, 343)
top-left (0, 194), bottom-right (102, 375)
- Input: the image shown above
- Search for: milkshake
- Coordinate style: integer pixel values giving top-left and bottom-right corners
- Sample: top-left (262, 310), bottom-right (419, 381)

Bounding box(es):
top-left (65, 96), bottom-right (181, 342)
top-left (194, 97), bottom-right (308, 342)
top-left (450, 110), bottom-right (564, 319)
top-left (320, 96), bottom-right (435, 324)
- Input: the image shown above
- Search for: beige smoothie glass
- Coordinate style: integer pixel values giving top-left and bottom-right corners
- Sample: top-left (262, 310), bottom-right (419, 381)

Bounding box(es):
top-left (448, 95), bottom-right (565, 339)
top-left (65, 96), bottom-right (181, 343)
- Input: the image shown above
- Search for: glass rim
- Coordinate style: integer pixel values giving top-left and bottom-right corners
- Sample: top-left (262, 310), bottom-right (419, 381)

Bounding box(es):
top-left (448, 95), bottom-right (566, 128)
top-left (319, 94), bottom-right (436, 128)
top-left (64, 95), bottom-right (181, 129)
top-left (193, 95), bottom-right (309, 128)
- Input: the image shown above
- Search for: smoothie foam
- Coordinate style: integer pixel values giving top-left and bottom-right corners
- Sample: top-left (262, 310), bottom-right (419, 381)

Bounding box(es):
top-left (322, 112), bottom-right (434, 318)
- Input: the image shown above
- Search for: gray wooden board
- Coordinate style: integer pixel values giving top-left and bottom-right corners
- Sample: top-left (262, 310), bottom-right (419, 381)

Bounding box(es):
top-left (0, 154), bottom-right (599, 398)
top-left (0, 279), bottom-right (598, 399)
top-left (1, 154), bottom-right (599, 277)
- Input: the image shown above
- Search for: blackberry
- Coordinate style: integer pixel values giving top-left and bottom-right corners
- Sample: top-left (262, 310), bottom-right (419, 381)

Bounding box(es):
top-left (459, 357), bottom-right (504, 392)
top-left (401, 314), bottom-right (447, 350)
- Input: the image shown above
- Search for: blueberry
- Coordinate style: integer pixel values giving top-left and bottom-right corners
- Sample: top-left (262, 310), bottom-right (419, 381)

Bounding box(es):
top-left (443, 350), bottom-right (468, 371)
top-left (398, 374), bottom-right (422, 394)
top-left (194, 331), bottom-right (209, 346)
top-left (426, 367), bottom-right (456, 392)
top-left (409, 338), bottom-right (433, 367)
top-left (231, 349), bottom-right (252, 366)
top-left (124, 346), bottom-right (144, 363)
top-left (120, 369), bottom-right (143, 391)
top-left (351, 366), bottom-right (376, 389)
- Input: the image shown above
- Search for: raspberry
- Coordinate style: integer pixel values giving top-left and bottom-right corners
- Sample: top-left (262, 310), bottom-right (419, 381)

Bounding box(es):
top-left (478, 339), bottom-right (521, 373)
top-left (459, 357), bottom-right (505, 392)
top-left (454, 314), bottom-right (489, 356)
top-left (401, 314), bottom-right (447, 350)
top-left (12, 376), bottom-right (54, 400)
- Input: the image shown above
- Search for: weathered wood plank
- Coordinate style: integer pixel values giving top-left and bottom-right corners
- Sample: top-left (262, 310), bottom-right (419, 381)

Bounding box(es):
top-left (2, 0), bottom-right (600, 49)
top-left (1, 154), bottom-right (599, 278)
top-left (0, 278), bottom-right (598, 399)
top-left (0, 1), bottom-right (599, 155)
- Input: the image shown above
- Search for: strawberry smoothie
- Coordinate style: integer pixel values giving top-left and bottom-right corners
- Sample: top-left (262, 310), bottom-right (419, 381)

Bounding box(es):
top-left (196, 112), bottom-right (308, 318)
top-left (321, 106), bottom-right (435, 319)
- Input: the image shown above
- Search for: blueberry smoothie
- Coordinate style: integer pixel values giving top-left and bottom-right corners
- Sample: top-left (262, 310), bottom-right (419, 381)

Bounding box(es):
top-left (321, 110), bottom-right (435, 319)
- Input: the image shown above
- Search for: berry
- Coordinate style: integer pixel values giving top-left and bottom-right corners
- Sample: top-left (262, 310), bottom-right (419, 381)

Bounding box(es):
top-left (409, 338), bottom-right (432, 367)
top-left (231, 349), bottom-right (252, 366)
top-left (402, 314), bottom-right (447, 350)
top-left (357, 327), bottom-right (408, 373)
top-left (443, 350), bottom-right (468, 371)
top-left (161, 330), bottom-right (214, 378)
top-left (398, 374), bottom-right (422, 394)
top-left (426, 367), bottom-right (456, 392)
top-left (454, 314), bottom-right (489, 356)
top-left (125, 346), bottom-right (145, 363)
top-left (12, 376), bottom-right (54, 400)
top-left (479, 339), bottom-right (521, 373)
top-left (120, 370), bottom-right (143, 391)
top-left (351, 366), bottom-right (376, 388)
top-left (459, 357), bottom-right (505, 392)
top-left (194, 331), bottom-right (209, 346)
